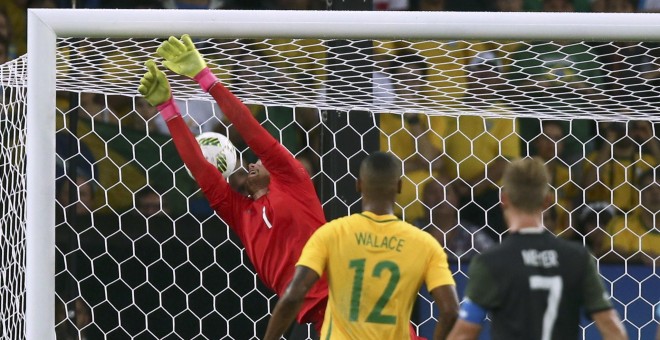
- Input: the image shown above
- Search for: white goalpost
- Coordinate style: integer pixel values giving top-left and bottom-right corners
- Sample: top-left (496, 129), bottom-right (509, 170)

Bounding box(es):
top-left (11, 8), bottom-right (660, 339)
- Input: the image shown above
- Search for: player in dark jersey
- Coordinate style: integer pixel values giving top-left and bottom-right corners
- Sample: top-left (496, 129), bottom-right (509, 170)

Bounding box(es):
top-left (138, 35), bottom-right (327, 337)
top-left (447, 158), bottom-right (627, 340)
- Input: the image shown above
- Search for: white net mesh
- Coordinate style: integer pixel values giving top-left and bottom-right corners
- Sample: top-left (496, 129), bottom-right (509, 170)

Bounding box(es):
top-left (55, 38), bottom-right (660, 121)
top-left (0, 56), bottom-right (27, 339)
top-left (4, 12), bottom-right (660, 339)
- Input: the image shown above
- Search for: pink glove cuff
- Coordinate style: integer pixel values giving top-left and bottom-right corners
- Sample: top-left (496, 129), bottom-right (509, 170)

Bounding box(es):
top-left (156, 97), bottom-right (181, 121)
top-left (194, 67), bottom-right (219, 92)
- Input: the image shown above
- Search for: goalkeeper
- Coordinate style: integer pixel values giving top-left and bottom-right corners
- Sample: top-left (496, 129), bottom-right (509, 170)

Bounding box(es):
top-left (138, 35), bottom-right (327, 337)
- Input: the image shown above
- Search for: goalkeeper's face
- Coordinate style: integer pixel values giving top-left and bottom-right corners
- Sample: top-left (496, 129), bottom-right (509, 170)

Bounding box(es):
top-left (246, 160), bottom-right (271, 196)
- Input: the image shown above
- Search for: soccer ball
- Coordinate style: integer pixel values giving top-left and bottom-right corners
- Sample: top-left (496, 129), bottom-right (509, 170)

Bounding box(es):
top-left (186, 132), bottom-right (238, 179)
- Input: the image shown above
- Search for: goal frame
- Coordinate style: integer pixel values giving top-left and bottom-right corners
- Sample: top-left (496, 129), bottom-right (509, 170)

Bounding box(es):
top-left (26, 8), bottom-right (660, 339)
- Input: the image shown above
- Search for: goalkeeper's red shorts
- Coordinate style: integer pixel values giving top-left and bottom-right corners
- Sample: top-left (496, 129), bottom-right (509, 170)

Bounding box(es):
top-left (409, 323), bottom-right (427, 340)
top-left (300, 295), bottom-right (327, 333)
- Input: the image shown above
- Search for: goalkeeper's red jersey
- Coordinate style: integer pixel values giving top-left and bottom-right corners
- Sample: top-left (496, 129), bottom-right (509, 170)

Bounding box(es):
top-left (166, 82), bottom-right (328, 327)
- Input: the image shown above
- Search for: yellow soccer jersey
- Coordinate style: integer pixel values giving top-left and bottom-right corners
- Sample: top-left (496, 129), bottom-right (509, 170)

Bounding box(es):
top-left (297, 211), bottom-right (455, 339)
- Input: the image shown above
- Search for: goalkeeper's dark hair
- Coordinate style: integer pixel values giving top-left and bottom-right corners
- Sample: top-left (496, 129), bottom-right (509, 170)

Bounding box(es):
top-left (359, 152), bottom-right (402, 198)
top-left (502, 157), bottom-right (550, 213)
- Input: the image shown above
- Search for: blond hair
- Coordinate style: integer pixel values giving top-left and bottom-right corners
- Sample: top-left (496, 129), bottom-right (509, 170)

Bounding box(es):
top-left (502, 158), bottom-right (550, 213)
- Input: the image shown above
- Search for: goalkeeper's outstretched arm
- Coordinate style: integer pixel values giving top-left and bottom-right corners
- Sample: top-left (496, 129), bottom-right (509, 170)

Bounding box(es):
top-left (138, 60), bottom-right (242, 223)
top-left (156, 35), bottom-right (306, 183)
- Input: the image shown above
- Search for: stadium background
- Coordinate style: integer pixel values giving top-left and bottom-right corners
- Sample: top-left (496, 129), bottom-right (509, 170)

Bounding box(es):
top-left (1, 0), bottom-right (659, 339)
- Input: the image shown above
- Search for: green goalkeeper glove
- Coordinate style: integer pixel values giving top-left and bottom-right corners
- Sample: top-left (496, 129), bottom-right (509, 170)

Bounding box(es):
top-left (157, 34), bottom-right (207, 79)
top-left (138, 60), bottom-right (180, 121)
top-left (138, 60), bottom-right (171, 107)
top-left (157, 34), bottom-right (218, 92)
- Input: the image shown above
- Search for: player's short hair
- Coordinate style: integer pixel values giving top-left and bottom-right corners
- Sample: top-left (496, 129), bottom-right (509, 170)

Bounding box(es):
top-left (502, 157), bottom-right (550, 213)
top-left (359, 152), bottom-right (402, 193)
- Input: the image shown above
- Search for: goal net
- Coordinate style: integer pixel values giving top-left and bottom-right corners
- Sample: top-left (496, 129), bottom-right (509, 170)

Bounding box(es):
top-left (2, 8), bottom-right (658, 339)
top-left (0, 55), bottom-right (27, 339)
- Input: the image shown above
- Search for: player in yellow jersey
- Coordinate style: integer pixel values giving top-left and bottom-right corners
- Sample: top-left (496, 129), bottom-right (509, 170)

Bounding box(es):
top-left (264, 152), bottom-right (459, 340)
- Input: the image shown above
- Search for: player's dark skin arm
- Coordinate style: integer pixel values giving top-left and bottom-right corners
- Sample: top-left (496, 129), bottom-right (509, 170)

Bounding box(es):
top-left (431, 284), bottom-right (460, 340)
top-left (264, 266), bottom-right (319, 340)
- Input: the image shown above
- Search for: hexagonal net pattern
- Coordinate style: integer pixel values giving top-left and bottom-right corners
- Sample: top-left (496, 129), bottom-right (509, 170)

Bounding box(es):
top-left (0, 56), bottom-right (27, 340)
top-left (6, 25), bottom-right (660, 339)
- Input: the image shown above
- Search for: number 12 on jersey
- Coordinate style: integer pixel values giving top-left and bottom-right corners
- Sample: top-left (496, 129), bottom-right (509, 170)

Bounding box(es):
top-left (348, 258), bottom-right (401, 325)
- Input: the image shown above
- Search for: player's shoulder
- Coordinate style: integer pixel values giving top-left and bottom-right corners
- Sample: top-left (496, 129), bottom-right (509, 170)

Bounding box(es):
top-left (519, 231), bottom-right (593, 263)
top-left (471, 232), bottom-right (591, 269)
top-left (474, 232), bottom-right (517, 257)
top-left (318, 214), bottom-right (349, 228)
top-left (468, 241), bottom-right (505, 266)
top-left (551, 235), bottom-right (591, 257)
top-left (395, 219), bottom-right (435, 238)
top-left (308, 215), bottom-right (349, 244)
top-left (410, 223), bottom-right (440, 243)
top-left (316, 213), bottom-right (363, 232)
